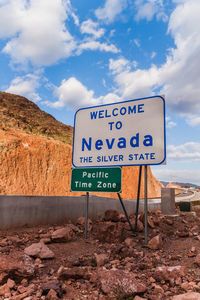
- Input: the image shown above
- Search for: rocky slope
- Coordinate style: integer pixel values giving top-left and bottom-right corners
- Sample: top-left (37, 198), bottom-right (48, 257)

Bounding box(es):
top-left (0, 92), bottom-right (162, 198)
top-left (0, 92), bottom-right (73, 144)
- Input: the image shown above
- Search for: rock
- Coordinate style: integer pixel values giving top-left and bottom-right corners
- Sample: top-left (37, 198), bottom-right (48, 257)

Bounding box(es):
top-left (103, 210), bottom-right (119, 222)
top-left (152, 216), bottom-right (160, 226)
top-left (119, 213), bottom-right (127, 222)
top-left (46, 289), bottom-right (59, 299)
top-left (67, 223), bottom-right (81, 233)
top-left (165, 218), bottom-right (174, 225)
top-left (24, 242), bottom-right (55, 259)
top-left (172, 292), bottom-right (200, 299)
top-left (94, 253), bottom-right (109, 267)
top-left (21, 279), bottom-right (28, 287)
top-left (130, 219), bottom-right (144, 232)
top-left (22, 254), bottom-right (36, 276)
top-left (0, 283), bottom-right (10, 296)
top-left (17, 285), bottom-right (27, 293)
top-left (181, 282), bottom-right (191, 291)
top-left (148, 216), bottom-right (155, 228)
top-left (39, 233), bottom-right (50, 239)
top-left (152, 283), bottom-right (164, 294)
top-left (40, 237), bottom-right (51, 244)
top-left (0, 254), bottom-right (35, 283)
top-left (177, 229), bottom-right (189, 237)
top-left (42, 279), bottom-right (63, 297)
top-left (93, 222), bottom-right (124, 242)
top-left (77, 217), bottom-right (92, 231)
top-left (124, 237), bottom-right (136, 248)
top-left (195, 253), bottom-right (200, 266)
top-left (57, 266), bottom-right (92, 280)
top-left (148, 235), bottom-right (162, 250)
top-left (98, 269), bottom-right (146, 297)
top-left (7, 278), bottom-right (15, 289)
top-left (51, 227), bottom-right (75, 242)
top-left (154, 266), bottom-right (186, 282)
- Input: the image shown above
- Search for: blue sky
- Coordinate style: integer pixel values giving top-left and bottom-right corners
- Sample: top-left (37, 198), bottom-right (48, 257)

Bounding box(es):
top-left (0, 0), bottom-right (200, 185)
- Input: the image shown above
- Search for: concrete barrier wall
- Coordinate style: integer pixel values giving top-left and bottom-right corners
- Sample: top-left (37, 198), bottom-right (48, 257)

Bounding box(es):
top-left (0, 195), bottom-right (161, 228)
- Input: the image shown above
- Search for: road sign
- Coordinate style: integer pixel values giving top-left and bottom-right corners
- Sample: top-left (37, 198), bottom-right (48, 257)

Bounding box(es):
top-left (72, 95), bottom-right (166, 167)
top-left (71, 167), bottom-right (122, 192)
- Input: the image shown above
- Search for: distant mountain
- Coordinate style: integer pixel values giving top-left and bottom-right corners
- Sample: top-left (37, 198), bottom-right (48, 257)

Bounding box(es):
top-left (161, 181), bottom-right (200, 189)
top-left (0, 91), bottom-right (73, 144)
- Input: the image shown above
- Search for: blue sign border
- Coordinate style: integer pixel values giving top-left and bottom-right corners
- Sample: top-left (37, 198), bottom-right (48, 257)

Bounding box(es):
top-left (72, 95), bottom-right (166, 168)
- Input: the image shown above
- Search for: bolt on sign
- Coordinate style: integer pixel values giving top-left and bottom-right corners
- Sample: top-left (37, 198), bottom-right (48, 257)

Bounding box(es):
top-left (72, 95), bottom-right (166, 168)
top-left (71, 167), bottom-right (122, 192)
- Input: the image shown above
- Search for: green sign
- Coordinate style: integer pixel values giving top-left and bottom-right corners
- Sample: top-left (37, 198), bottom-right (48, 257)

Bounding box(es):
top-left (71, 167), bottom-right (122, 192)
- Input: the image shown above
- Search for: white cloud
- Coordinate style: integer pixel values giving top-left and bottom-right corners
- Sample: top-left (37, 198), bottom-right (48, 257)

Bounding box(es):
top-left (134, 39), bottom-right (140, 48)
top-left (166, 116), bottom-right (176, 128)
top-left (134, 0), bottom-right (168, 22)
top-left (151, 51), bottom-right (157, 59)
top-left (100, 93), bottom-right (121, 104)
top-left (95, 0), bottom-right (127, 23)
top-left (65, 0), bottom-right (79, 26)
top-left (112, 64), bottom-right (159, 99)
top-left (109, 29), bottom-right (116, 37)
top-left (5, 73), bottom-right (41, 102)
top-left (187, 116), bottom-right (200, 127)
top-left (49, 77), bottom-right (101, 109)
top-left (152, 167), bottom-right (200, 185)
top-left (106, 0), bottom-right (200, 122)
top-left (47, 77), bottom-right (122, 109)
top-left (1, 0), bottom-right (77, 67)
top-left (0, 0), bottom-right (25, 38)
top-left (109, 58), bottom-right (130, 74)
top-left (78, 41), bottom-right (119, 54)
top-left (167, 142), bottom-right (200, 161)
top-left (0, 0), bottom-right (119, 68)
top-left (80, 19), bottom-right (105, 39)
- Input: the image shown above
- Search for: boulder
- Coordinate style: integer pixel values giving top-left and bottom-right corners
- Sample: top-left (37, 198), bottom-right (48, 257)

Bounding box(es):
top-left (0, 283), bottom-right (10, 297)
top-left (94, 253), bottom-right (109, 267)
top-left (103, 210), bottom-right (119, 222)
top-left (172, 292), bottom-right (200, 300)
top-left (98, 268), bottom-right (146, 297)
top-left (41, 279), bottom-right (63, 298)
top-left (51, 227), bottom-right (75, 243)
top-left (124, 237), bottom-right (136, 248)
top-left (195, 253), bottom-right (200, 266)
top-left (46, 289), bottom-right (59, 300)
top-left (0, 254), bottom-right (35, 283)
top-left (93, 222), bottom-right (124, 242)
top-left (24, 242), bottom-right (55, 259)
top-left (77, 217), bottom-right (92, 231)
top-left (57, 266), bottom-right (92, 280)
top-left (154, 266), bottom-right (186, 282)
top-left (148, 234), bottom-right (162, 250)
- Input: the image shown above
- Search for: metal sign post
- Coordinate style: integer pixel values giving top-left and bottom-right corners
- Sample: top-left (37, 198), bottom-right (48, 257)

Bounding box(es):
top-left (117, 193), bottom-right (135, 235)
top-left (144, 165), bottom-right (148, 245)
top-left (84, 192), bottom-right (89, 240)
top-left (134, 165), bottom-right (142, 232)
top-left (72, 95), bottom-right (166, 244)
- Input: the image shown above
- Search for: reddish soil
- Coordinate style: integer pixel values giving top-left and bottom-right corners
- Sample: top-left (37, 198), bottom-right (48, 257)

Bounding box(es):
top-left (1, 208), bottom-right (200, 299)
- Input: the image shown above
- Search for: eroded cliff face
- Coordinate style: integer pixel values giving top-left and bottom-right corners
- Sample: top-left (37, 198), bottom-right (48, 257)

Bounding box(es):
top-left (0, 127), bottom-right (162, 198)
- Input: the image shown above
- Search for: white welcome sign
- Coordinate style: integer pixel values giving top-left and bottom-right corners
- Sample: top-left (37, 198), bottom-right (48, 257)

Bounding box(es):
top-left (72, 96), bottom-right (166, 167)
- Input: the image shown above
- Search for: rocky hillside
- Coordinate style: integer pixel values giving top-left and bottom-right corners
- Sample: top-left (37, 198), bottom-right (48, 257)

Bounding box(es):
top-left (0, 92), bottom-right (73, 144)
top-left (0, 92), bottom-right (162, 198)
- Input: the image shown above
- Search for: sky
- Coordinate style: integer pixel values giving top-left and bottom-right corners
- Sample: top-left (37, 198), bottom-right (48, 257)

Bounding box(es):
top-left (0, 0), bottom-right (200, 185)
